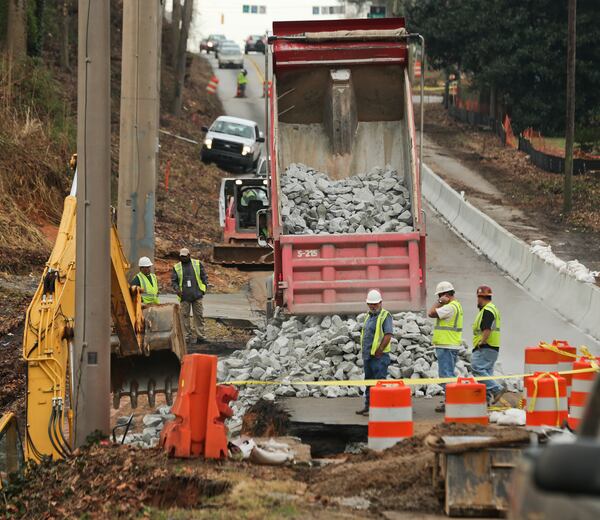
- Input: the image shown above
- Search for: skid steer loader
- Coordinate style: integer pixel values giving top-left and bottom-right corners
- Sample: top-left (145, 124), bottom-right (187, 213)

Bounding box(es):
top-left (212, 177), bottom-right (273, 266)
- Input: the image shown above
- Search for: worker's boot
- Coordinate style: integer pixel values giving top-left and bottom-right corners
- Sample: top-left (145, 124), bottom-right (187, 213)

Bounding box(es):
top-left (489, 387), bottom-right (507, 405)
top-left (435, 402), bottom-right (445, 413)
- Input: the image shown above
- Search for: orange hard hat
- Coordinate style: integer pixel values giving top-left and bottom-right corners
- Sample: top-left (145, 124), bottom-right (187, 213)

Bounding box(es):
top-left (476, 285), bottom-right (493, 296)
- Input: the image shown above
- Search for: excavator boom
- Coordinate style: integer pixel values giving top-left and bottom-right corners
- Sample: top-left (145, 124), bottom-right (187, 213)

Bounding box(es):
top-left (22, 195), bottom-right (185, 462)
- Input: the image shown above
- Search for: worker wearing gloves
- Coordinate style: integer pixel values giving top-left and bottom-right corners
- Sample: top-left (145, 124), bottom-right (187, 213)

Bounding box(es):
top-left (472, 285), bottom-right (505, 404)
top-left (130, 256), bottom-right (159, 304)
top-left (236, 69), bottom-right (248, 98)
top-left (356, 289), bottom-right (393, 416)
top-left (428, 281), bottom-right (463, 413)
top-left (171, 248), bottom-right (208, 345)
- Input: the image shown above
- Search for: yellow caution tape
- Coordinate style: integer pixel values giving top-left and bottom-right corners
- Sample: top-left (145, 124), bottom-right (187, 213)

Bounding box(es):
top-left (539, 341), bottom-right (578, 359)
top-left (527, 372), bottom-right (562, 426)
top-left (539, 342), bottom-right (599, 369)
top-left (223, 366), bottom-right (599, 388)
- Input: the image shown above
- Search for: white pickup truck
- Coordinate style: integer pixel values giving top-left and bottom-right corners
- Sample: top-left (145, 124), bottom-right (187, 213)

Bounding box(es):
top-left (201, 115), bottom-right (264, 172)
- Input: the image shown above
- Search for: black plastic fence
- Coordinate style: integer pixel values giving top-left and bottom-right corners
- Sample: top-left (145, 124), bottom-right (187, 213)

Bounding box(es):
top-left (518, 137), bottom-right (600, 175)
top-left (448, 105), bottom-right (600, 175)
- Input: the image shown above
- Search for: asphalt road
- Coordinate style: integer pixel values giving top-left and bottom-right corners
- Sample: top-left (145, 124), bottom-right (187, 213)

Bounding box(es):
top-left (212, 53), bottom-right (599, 376)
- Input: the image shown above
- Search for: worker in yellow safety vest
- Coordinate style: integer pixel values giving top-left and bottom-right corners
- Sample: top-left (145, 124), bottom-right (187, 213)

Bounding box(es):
top-left (131, 256), bottom-right (160, 304)
top-left (236, 69), bottom-right (248, 98)
top-left (171, 248), bottom-right (208, 345)
top-left (472, 285), bottom-right (505, 404)
top-left (355, 289), bottom-right (394, 416)
top-left (428, 281), bottom-right (463, 413)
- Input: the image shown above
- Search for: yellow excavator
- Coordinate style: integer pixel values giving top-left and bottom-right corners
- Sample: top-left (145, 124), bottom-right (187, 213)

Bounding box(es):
top-left (0, 170), bottom-right (185, 471)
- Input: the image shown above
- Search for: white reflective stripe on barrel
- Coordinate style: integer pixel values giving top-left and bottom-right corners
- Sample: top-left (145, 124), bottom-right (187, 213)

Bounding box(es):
top-left (558, 362), bottom-right (573, 373)
top-left (369, 407), bottom-right (412, 423)
top-left (368, 437), bottom-right (407, 451)
top-left (527, 396), bottom-right (568, 412)
top-left (525, 363), bottom-right (558, 374)
top-left (569, 405), bottom-right (585, 419)
top-left (572, 378), bottom-right (595, 393)
top-left (445, 403), bottom-right (487, 418)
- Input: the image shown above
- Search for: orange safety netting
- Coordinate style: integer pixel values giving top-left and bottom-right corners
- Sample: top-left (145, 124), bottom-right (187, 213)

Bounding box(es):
top-left (503, 115), bottom-right (518, 149)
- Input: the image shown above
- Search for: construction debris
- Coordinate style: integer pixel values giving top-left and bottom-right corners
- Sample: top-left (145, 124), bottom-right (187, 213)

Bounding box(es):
top-left (281, 164), bottom-right (414, 235)
top-left (218, 311), bottom-right (473, 432)
top-left (530, 240), bottom-right (599, 283)
top-left (121, 405), bottom-right (174, 448)
top-left (490, 407), bottom-right (526, 426)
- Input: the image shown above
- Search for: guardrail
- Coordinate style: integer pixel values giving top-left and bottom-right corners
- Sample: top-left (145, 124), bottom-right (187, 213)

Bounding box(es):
top-left (422, 163), bottom-right (600, 341)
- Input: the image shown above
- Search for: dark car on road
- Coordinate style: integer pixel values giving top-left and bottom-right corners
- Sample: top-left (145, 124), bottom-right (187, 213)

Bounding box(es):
top-left (204, 34), bottom-right (226, 53)
top-left (244, 35), bottom-right (266, 54)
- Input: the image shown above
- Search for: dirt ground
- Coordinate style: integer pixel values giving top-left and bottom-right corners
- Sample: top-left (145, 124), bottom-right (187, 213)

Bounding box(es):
top-left (2, 421), bottom-right (527, 519)
top-left (422, 103), bottom-right (600, 272)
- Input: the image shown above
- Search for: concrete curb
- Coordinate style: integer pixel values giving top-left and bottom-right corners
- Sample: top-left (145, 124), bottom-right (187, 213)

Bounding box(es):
top-left (422, 163), bottom-right (600, 341)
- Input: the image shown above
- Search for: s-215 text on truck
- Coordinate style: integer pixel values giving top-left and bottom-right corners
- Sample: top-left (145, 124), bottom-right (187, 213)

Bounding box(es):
top-left (263, 18), bottom-right (425, 315)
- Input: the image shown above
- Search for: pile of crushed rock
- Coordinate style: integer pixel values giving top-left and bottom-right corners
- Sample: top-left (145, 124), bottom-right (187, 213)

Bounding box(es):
top-left (280, 164), bottom-right (414, 235)
top-left (125, 309), bottom-right (520, 445)
top-left (218, 310), bottom-right (472, 433)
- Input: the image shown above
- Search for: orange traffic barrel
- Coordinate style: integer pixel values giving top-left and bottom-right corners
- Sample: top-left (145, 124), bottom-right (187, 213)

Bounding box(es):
top-left (444, 377), bottom-right (488, 425)
top-left (568, 358), bottom-right (600, 430)
top-left (552, 340), bottom-right (577, 400)
top-left (525, 372), bottom-right (567, 427)
top-left (524, 345), bottom-right (558, 376)
top-left (368, 381), bottom-right (413, 451)
top-left (206, 75), bottom-right (219, 95)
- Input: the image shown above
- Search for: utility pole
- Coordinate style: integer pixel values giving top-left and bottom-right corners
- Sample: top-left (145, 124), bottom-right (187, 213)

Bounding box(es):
top-left (171, 0), bottom-right (193, 115)
top-left (74, 0), bottom-right (111, 447)
top-left (118, 0), bottom-right (162, 270)
top-left (563, 0), bottom-right (577, 214)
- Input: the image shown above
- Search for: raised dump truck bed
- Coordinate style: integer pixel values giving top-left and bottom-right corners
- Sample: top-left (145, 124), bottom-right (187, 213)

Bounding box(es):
top-left (267, 17), bottom-right (425, 315)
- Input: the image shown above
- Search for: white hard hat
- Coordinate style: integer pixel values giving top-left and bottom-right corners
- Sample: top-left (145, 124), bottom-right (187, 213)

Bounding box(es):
top-left (366, 289), bottom-right (382, 304)
top-left (138, 256), bottom-right (153, 268)
top-left (179, 247), bottom-right (190, 257)
top-left (435, 281), bottom-right (454, 295)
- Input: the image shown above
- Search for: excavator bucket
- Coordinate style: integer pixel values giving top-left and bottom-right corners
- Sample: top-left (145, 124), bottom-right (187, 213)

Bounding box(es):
top-left (212, 244), bottom-right (274, 266)
top-left (111, 303), bottom-right (186, 409)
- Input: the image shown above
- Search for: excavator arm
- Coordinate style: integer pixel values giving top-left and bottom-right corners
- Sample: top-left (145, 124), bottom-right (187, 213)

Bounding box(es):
top-left (22, 195), bottom-right (185, 462)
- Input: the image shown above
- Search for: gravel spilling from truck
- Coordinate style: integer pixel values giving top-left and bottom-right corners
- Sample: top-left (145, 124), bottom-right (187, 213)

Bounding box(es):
top-left (281, 164), bottom-right (414, 235)
top-left (217, 310), bottom-right (472, 433)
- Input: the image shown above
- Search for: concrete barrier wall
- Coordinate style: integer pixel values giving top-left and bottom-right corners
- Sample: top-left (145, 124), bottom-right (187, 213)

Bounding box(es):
top-left (422, 164), bottom-right (600, 341)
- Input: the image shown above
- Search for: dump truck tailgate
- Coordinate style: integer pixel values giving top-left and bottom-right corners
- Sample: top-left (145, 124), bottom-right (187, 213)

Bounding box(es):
top-left (280, 231), bottom-right (424, 314)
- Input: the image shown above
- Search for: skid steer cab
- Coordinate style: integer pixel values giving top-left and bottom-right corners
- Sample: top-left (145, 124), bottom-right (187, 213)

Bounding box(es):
top-left (212, 177), bottom-right (273, 267)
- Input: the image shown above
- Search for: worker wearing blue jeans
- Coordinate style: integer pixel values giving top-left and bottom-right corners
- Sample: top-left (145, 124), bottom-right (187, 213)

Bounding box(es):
top-left (356, 289), bottom-right (394, 416)
top-left (428, 281), bottom-right (464, 413)
top-left (472, 285), bottom-right (505, 403)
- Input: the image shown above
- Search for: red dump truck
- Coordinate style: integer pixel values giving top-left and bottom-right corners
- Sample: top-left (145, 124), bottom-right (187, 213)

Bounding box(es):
top-left (264, 18), bottom-right (425, 315)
